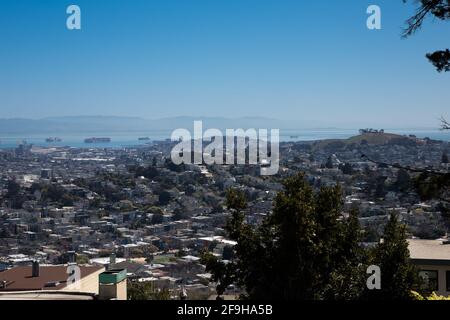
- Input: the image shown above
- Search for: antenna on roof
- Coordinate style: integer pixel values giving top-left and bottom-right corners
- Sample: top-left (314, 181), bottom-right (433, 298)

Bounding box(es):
top-left (31, 261), bottom-right (40, 278)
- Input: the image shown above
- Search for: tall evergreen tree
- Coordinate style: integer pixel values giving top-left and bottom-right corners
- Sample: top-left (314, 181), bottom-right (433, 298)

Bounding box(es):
top-left (203, 173), bottom-right (367, 300)
top-left (366, 213), bottom-right (419, 300)
top-left (323, 208), bottom-right (367, 300)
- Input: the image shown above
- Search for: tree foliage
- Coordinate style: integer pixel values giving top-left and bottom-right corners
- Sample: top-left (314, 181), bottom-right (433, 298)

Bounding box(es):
top-left (127, 281), bottom-right (170, 300)
top-left (203, 174), bottom-right (421, 300)
top-left (365, 213), bottom-right (419, 300)
top-left (426, 49), bottom-right (450, 72)
top-left (204, 174), bottom-right (369, 300)
top-left (442, 152), bottom-right (449, 164)
top-left (414, 172), bottom-right (450, 201)
top-left (403, 0), bottom-right (450, 72)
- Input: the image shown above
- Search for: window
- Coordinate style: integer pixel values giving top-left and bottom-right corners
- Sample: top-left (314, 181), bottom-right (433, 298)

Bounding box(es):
top-left (446, 271), bottom-right (450, 292)
top-left (419, 270), bottom-right (439, 292)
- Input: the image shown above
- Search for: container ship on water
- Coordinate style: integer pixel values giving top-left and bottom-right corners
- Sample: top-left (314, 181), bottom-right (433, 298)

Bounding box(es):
top-left (46, 137), bottom-right (62, 143)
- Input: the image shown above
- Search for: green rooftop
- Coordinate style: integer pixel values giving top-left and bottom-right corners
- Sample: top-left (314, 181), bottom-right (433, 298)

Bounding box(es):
top-left (99, 269), bottom-right (127, 284)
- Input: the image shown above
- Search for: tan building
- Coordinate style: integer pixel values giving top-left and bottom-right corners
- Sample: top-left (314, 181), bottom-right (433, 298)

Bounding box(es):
top-left (0, 263), bottom-right (104, 294)
top-left (0, 262), bottom-right (127, 300)
top-left (408, 239), bottom-right (450, 296)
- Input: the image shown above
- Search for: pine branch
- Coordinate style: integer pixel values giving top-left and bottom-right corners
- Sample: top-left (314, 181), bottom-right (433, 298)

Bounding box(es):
top-left (361, 154), bottom-right (447, 176)
top-left (402, 1), bottom-right (435, 38)
top-left (441, 116), bottom-right (450, 130)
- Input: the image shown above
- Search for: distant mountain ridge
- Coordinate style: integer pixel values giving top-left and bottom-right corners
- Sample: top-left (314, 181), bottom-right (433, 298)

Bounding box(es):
top-left (0, 116), bottom-right (296, 134)
top-left (0, 116), bottom-right (441, 136)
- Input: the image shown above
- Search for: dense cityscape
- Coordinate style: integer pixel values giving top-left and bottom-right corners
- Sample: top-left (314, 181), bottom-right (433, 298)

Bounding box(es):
top-left (0, 130), bottom-right (448, 300)
top-left (1, 0), bottom-right (450, 312)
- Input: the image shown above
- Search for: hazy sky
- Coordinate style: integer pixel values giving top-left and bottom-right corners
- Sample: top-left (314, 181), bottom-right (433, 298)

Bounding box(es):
top-left (0, 0), bottom-right (449, 128)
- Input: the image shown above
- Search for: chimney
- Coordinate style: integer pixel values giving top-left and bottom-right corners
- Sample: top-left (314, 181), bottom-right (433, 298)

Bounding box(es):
top-left (110, 253), bottom-right (116, 265)
top-left (68, 251), bottom-right (76, 263)
top-left (98, 269), bottom-right (127, 300)
top-left (124, 246), bottom-right (129, 260)
top-left (32, 261), bottom-right (40, 278)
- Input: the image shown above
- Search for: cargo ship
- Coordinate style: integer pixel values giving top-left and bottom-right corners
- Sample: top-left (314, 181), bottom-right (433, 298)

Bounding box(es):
top-left (84, 137), bottom-right (111, 144)
top-left (46, 137), bottom-right (62, 143)
top-left (138, 137), bottom-right (150, 141)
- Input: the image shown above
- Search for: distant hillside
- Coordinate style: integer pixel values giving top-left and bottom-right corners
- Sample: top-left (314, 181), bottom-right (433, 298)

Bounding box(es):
top-left (312, 132), bottom-right (420, 150)
top-left (347, 132), bottom-right (417, 144)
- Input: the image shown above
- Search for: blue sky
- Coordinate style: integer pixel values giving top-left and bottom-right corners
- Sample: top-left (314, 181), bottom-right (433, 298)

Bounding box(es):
top-left (0, 0), bottom-right (449, 128)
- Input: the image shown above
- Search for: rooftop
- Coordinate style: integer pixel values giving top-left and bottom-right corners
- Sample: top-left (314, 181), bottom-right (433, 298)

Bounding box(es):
top-left (0, 265), bottom-right (104, 292)
top-left (408, 239), bottom-right (450, 262)
top-left (0, 291), bottom-right (95, 300)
